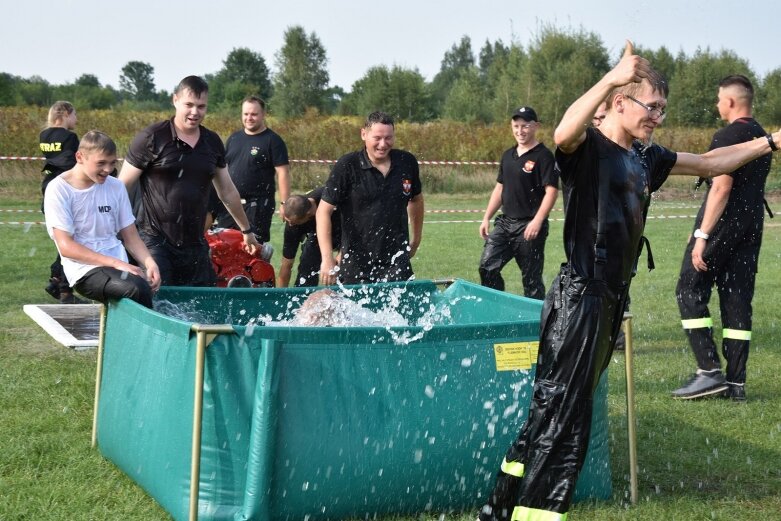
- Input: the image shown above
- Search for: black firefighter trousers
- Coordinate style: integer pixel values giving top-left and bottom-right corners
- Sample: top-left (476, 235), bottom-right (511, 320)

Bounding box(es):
top-left (675, 238), bottom-right (760, 384)
top-left (479, 264), bottom-right (628, 520)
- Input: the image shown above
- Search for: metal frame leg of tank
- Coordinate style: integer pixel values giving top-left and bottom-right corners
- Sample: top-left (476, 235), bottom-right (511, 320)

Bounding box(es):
top-left (622, 312), bottom-right (638, 505)
top-left (91, 304), bottom-right (108, 448)
top-left (189, 324), bottom-right (235, 521)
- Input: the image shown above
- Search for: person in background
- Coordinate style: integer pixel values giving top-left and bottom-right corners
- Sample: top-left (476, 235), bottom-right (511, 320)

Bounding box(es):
top-left (477, 41), bottom-right (781, 521)
top-left (478, 106), bottom-right (558, 299)
top-left (317, 111), bottom-right (424, 286)
top-left (118, 75), bottom-right (259, 287)
top-left (40, 101), bottom-right (85, 303)
top-left (673, 75), bottom-right (772, 402)
top-left (277, 187), bottom-right (341, 288)
top-left (210, 96), bottom-right (290, 242)
top-left (44, 131), bottom-right (160, 308)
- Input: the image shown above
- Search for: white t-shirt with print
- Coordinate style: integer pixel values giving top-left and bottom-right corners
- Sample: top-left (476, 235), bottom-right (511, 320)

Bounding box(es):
top-left (44, 175), bottom-right (136, 285)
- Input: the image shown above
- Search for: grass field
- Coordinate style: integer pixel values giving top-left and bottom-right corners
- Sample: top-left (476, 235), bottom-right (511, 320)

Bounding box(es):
top-left (1, 177), bottom-right (780, 520)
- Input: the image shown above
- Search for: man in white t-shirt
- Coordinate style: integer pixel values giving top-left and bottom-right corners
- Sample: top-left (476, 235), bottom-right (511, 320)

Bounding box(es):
top-left (44, 130), bottom-right (160, 307)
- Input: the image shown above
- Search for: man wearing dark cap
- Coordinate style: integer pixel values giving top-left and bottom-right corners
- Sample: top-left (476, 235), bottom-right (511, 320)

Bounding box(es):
top-left (478, 106), bottom-right (559, 298)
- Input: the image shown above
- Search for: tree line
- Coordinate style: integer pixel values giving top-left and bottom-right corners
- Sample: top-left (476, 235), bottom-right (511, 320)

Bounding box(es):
top-left (2, 25), bottom-right (780, 126)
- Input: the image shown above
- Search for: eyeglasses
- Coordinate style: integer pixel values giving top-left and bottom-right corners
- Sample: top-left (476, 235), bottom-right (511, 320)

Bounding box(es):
top-left (624, 95), bottom-right (666, 120)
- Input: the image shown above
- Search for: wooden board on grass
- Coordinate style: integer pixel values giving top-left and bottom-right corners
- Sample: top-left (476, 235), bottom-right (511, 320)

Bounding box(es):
top-left (23, 304), bottom-right (101, 350)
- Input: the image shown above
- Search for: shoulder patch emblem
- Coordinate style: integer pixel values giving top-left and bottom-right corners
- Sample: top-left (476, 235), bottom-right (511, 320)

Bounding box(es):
top-left (402, 178), bottom-right (412, 195)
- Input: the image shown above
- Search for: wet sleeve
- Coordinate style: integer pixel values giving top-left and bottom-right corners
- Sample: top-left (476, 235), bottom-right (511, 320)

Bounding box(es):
top-left (207, 130), bottom-right (227, 169)
top-left (408, 152), bottom-right (422, 197)
top-left (282, 224), bottom-right (302, 260)
top-left (321, 155), bottom-right (352, 206)
top-left (649, 146), bottom-right (677, 193)
top-left (123, 127), bottom-right (155, 170)
top-left (43, 180), bottom-right (74, 236)
top-left (270, 133), bottom-right (290, 166)
top-left (539, 148), bottom-right (559, 188)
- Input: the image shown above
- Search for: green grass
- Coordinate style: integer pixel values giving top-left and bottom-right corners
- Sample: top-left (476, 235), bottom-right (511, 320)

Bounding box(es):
top-left (1, 185), bottom-right (780, 520)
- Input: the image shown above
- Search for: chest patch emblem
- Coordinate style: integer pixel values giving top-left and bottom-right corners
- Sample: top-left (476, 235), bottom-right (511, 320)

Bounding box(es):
top-left (250, 146), bottom-right (259, 156)
top-left (402, 179), bottom-right (412, 195)
top-left (522, 160), bottom-right (535, 173)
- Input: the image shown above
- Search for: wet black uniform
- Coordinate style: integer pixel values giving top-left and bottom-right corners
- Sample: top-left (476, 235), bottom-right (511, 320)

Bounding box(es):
top-left (212, 128), bottom-right (289, 243)
top-left (281, 187), bottom-right (341, 287)
top-left (124, 118), bottom-right (226, 286)
top-left (676, 118), bottom-right (771, 386)
top-left (321, 149), bottom-right (421, 284)
top-left (480, 127), bottom-right (676, 520)
top-left (479, 143), bottom-right (558, 298)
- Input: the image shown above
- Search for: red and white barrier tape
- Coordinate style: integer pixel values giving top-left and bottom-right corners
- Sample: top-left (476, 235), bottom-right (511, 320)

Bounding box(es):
top-left (0, 156), bottom-right (500, 166)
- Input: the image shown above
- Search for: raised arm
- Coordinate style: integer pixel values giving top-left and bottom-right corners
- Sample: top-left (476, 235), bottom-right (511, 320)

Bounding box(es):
top-left (554, 40), bottom-right (652, 153)
top-left (671, 132), bottom-right (780, 177)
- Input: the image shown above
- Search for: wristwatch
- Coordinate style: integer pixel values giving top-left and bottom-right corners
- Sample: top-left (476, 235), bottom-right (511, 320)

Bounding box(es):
top-left (693, 229), bottom-right (709, 240)
top-left (241, 228), bottom-right (253, 235)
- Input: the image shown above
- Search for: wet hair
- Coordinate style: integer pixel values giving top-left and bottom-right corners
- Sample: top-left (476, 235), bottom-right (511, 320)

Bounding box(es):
top-left (364, 111), bottom-right (394, 129)
top-left (46, 101), bottom-right (75, 128)
top-left (608, 67), bottom-right (669, 109)
top-left (242, 95), bottom-right (266, 110)
top-left (78, 130), bottom-right (117, 157)
top-left (719, 74), bottom-right (754, 103)
top-left (284, 194), bottom-right (312, 221)
top-left (174, 75), bottom-right (209, 97)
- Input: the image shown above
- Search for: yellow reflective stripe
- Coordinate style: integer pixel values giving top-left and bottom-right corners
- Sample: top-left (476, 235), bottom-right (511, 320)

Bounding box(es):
top-left (500, 457), bottom-right (525, 478)
top-left (681, 317), bottom-right (713, 329)
top-left (723, 328), bottom-right (751, 341)
top-left (511, 505), bottom-right (568, 521)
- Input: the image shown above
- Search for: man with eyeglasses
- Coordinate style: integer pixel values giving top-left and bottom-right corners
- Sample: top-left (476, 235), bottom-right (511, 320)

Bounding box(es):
top-left (673, 75), bottom-right (771, 402)
top-left (478, 42), bottom-right (781, 521)
top-left (478, 106), bottom-right (559, 299)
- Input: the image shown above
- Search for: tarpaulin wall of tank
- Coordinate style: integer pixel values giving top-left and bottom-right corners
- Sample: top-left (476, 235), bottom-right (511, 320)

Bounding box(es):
top-left (95, 279), bottom-right (611, 521)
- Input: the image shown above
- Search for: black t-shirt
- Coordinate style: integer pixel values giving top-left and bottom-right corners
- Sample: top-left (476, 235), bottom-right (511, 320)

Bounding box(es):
top-left (497, 142), bottom-right (559, 219)
top-left (124, 118), bottom-right (226, 247)
top-left (322, 148), bottom-right (422, 282)
top-left (39, 127), bottom-right (79, 174)
top-left (697, 117), bottom-right (771, 244)
top-left (555, 127), bottom-right (677, 286)
top-left (281, 187), bottom-right (341, 259)
top-left (225, 128), bottom-right (289, 199)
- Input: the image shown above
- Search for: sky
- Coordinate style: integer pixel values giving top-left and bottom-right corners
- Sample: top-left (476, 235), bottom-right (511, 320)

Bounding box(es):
top-left (2, 0), bottom-right (778, 93)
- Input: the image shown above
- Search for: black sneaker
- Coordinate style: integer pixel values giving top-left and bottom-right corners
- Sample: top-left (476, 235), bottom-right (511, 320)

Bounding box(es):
top-left (45, 277), bottom-right (61, 300)
top-left (723, 383), bottom-right (747, 402)
top-left (671, 370), bottom-right (727, 399)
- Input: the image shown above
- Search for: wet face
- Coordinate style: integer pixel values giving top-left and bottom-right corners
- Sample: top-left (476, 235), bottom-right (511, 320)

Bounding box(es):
top-left (361, 123), bottom-right (395, 163)
top-left (511, 118), bottom-right (538, 147)
top-left (77, 151), bottom-right (118, 184)
top-left (242, 101), bottom-right (266, 133)
top-left (173, 88), bottom-right (208, 132)
top-left (620, 82), bottom-right (666, 142)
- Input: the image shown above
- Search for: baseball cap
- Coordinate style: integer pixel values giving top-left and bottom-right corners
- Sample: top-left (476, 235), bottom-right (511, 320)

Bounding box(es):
top-left (511, 106), bottom-right (538, 122)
